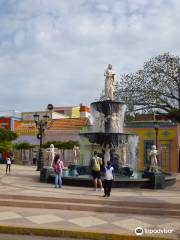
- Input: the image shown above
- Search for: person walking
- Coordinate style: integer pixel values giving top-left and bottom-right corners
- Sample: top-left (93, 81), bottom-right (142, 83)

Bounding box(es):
top-left (53, 154), bottom-right (64, 188)
top-left (6, 156), bottom-right (11, 175)
top-left (103, 161), bottom-right (114, 197)
top-left (90, 151), bottom-right (103, 191)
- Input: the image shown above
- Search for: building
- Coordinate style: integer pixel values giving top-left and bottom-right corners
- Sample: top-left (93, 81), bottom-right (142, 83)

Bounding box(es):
top-left (0, 110), bottom-right (21, 161)
top-left (13, 105), bottom-right (90, 165)
top-left (53, 104), bottom-right (91, 119)
top-left (125, 121), bottom-right (179, 173)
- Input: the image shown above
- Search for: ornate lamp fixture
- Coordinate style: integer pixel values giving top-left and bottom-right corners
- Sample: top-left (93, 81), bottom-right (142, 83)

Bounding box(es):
top-left (33, 113), bottom-right (49, 171)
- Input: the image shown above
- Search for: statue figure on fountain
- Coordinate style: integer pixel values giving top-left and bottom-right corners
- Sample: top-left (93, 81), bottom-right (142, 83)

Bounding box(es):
top-left (97, 113), bottom-right (105, 132)
top-left (111, 113), bottom-right (120, 132)
top-left (149, 145), bottom-right (158, 172)
top-left (46, 144), bottom-right (55, 167)
top-left (102, 144), bottom-right (114, 166)
top-left (73, 145), bottom-right (80, 165)
top-left (104, 64), bottom-right (115, 100)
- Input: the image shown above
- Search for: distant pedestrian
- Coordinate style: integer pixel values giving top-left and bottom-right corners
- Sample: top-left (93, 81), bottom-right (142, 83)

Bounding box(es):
top-left (32, 157), bottom-right (37, 165)
top-left (89, 151), bottom-right (103, 191)
top-left (6, 156), bottom-right (11, 175)
top-left (53, 154), bottom-right (64, 188)
top-left (103, 161), bottom-right (114, 197)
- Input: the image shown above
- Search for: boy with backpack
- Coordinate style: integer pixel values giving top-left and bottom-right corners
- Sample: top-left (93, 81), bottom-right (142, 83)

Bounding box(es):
top-left (90, 151), bottom-right (103, 191)
top-left (53, 154), bottom-right (64, 188)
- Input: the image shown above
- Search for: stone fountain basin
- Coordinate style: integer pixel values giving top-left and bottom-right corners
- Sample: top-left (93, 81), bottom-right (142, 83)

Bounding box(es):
top-left (91, 100), bottom-right (125, 115)
top-left (80, 132), bottom-right (137, 145)
top-left (40, 166), bottom-right (176, 189)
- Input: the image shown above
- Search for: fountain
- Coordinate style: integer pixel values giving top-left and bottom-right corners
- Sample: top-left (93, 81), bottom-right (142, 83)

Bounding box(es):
top-left (79, 64), bottom-right (139, 181)
top-left (40, 64), bottom-right (176, 188)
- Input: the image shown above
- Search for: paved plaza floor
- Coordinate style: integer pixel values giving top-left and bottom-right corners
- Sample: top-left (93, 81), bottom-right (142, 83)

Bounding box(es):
top-left (0, 164), bottom-right (179, 239)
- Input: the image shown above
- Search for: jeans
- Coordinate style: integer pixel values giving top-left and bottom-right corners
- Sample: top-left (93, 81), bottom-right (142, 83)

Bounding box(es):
top-left (55, 173), bottom-right (62, 187)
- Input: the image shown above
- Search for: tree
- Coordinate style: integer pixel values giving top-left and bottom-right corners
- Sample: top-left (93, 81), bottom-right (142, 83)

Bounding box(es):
top-left (115, 53), bottom-right (180, 122)
top-left (42, 141), bottom-right (79, 149)
top-left (0, 128), bottom-right (17, 152)
top-left (14, 142), bottom-right (34, 150)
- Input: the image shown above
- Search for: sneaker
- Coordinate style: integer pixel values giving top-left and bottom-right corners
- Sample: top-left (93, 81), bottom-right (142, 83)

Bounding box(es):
top-left (100, 188), bottom-right (104, 192)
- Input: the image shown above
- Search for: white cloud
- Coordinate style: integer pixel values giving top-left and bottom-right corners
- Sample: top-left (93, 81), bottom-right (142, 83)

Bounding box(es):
top-left (0, 0), bottom-right (180, 111)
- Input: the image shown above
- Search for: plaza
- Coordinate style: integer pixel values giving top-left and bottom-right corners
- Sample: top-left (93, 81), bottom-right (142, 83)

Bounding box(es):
top-left (0, 164), bottom-right (179, 239)
top-left (0, 1), bottom-right (180, 240)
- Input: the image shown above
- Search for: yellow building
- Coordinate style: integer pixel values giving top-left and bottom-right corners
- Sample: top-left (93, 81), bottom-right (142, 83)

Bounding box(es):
top-left (125, 121), bottom-right (179, 173)
top-left (53, 104), bottom-right (90, 119)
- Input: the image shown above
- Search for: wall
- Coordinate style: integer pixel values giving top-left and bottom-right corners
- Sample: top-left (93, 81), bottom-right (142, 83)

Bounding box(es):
top-left (0, 117), bottom-right (11, 130)
top-left (125, 122), bottom-right (179, 172)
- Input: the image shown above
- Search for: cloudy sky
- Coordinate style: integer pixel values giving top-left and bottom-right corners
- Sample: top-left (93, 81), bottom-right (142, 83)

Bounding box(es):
top-left (0, 0), bottom-right (180, 112)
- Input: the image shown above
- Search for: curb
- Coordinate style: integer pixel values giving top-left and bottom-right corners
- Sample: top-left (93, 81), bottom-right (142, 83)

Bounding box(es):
top-left (0, 225), bottom-right (171, 240)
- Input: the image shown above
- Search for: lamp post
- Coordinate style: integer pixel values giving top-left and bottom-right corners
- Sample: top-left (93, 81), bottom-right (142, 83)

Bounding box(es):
top-left (154, 121), bottom-right (160, 167)
top-left (33, 113), bottom-right (49, 171)
top-left (154, 121), bottom-right (159, 148)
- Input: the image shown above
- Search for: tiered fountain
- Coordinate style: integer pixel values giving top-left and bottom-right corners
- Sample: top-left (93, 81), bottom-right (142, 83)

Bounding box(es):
top-left (80, 64), bottom-right (139, 177)
top-left (40, 64), bottom-right (176, 188)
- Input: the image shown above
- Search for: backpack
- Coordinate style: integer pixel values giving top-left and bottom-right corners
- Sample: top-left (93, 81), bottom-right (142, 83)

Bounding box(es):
top-left (92, 157), bottom-right (100, 171)
top-left (54, 160), bottom-right (62, 174)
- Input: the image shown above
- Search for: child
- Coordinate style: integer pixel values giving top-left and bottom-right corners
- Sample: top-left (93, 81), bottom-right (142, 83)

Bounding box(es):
top-left (103, 161), bottom-right (114, 197)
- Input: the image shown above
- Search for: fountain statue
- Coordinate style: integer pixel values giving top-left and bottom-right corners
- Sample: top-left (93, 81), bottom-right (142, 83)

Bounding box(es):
top-left (104, 64), bottom-right (115, 100)
top-left (46, 144), bottom-right (55, 167)
top-left (73, 145), bottom-right (80, 165)
top-left (102, 143), bottom-right (113, 166)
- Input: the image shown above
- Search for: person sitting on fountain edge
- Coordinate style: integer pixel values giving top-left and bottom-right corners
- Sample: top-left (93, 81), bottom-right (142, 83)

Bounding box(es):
top-left (89, 151), bottom-right (103, 191)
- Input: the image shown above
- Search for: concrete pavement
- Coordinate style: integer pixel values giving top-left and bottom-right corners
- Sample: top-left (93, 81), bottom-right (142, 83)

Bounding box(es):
top-left (0, 164), bottom-right (179, 239)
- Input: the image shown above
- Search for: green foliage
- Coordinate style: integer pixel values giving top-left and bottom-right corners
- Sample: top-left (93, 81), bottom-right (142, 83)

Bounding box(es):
top-left (42, 141), bottom-right (79, 149)
top-left (116, 53), bottom-right (180, 122)
top-left (0, 141), bottom-right (12, 152)
top-left (125, 114), bottom-right (136, 122)
top-left (0, 128), bottom-right (17, 141)
top-left (0, 128), bottom-right (17, 152)
top-left (14, 142), bottom-right (35, 150)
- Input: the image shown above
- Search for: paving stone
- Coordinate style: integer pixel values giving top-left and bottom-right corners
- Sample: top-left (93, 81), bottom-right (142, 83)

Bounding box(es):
top-left (0, 211), bottom-right (22, 221)
top-left (26, 214), bottom-right (63, 224)
top-left (69, 216), bottom-right (107, 228)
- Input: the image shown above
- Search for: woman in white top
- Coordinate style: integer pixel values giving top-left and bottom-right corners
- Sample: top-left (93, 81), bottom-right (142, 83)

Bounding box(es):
top-left (6, 156), bottom-right (11, 175)
top-left (103, 161), bottom-right (114, 197)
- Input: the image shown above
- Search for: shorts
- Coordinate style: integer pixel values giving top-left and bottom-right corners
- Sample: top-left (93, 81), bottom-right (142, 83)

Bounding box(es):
top-left (91, 170), bottom-right (101, 179)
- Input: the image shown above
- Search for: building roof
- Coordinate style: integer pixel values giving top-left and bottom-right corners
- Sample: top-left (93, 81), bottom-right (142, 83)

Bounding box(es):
top-left (14, 118), bottom-right (88, 135)
top-left (47, 118), bottom-right (88, 131)
top-left (53, 106), bottom-right (77, 110)
top-left (14, 121), bottom-right (37, 135)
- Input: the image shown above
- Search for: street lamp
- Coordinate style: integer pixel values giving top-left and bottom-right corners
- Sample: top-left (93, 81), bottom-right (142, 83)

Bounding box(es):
top-left (33, 113), bottom-right (49, 171)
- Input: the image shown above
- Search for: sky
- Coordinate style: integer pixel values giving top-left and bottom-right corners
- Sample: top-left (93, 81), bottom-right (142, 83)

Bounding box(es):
top-left (0, 0), bottom-right (180, 112)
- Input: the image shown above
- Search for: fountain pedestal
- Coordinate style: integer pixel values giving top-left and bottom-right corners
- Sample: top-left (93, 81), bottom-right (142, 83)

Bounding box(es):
top-left (142, 172), bottom-right (165, 189)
